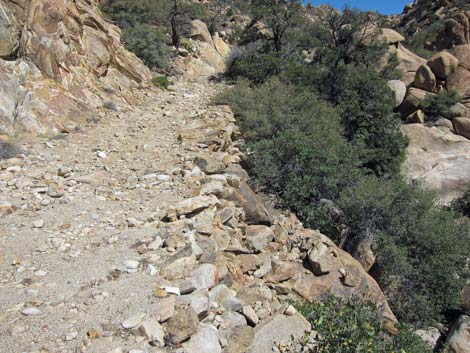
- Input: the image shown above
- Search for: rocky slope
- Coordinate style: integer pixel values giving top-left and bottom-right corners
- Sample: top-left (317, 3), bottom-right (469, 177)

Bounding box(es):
top-left (0, 75), bottom-right (399, 353)
top-left (1, 1), bottom-right (469, 352)
top-left (0, 0), bottom-right (150, 135)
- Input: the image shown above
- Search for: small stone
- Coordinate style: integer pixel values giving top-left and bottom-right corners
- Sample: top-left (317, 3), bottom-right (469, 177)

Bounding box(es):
top-left (157, 296), bottom-right (176, 322)
top-left (122, 314), bottom-right (145, 329)
top-left (148, 236), bottom-right (163, 250)
top-left (97, 151), bottom-right (108, 158)
top-left (284, 305), bottom-right (296, 316)
top-left (191, 264), bottom-right (218, 290)
top-left (242, 306), bottom-right (259, 326)
top-left (127, 218), bottom-right (143, 227)
top-left (146, 264), bottom-right (157, 276)
top-left (21, 308), bottom-right (42, 316)
top-left (165, 286), bottom-right (181, 296)
top-left (33, 219), bottom-right (44, 229)
top-left (138, 320), bottom-right (165, 346)
top-left (124, 260), bottom-right (139, 270)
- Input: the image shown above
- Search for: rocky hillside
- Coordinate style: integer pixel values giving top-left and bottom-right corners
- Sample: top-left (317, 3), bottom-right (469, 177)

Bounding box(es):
top-left (0, 0), bottom-right (150, 135)
top-left (1, 1), bottom-right (470, 353)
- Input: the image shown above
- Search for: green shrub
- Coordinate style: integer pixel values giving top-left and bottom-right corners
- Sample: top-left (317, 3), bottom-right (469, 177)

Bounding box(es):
top-left (299, 297), bottom-right (432, 353)
top-left (421, 90), bottom-right (461, 122)
top-left (122, 24), bottom-right (171, 69)
top-left (451, 186), bottom-right (470, 217)
top-left (152, 76), bottom-right (172, 90)
top-left (180, 38), bottom-right (196, 54)
top-left (337, 177), bottom-right (470, 325)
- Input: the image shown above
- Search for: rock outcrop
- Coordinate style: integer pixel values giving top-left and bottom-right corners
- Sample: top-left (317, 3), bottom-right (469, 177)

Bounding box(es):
top-left (174, 19), bottom-right (233, 80)
top-left (0, 0), bottom-right (151, 135)
top-left (402, 123), bottom-right (470, 203)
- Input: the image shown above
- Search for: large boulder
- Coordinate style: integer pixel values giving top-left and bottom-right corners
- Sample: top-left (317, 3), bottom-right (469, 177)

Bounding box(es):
top-left (226, 181), bottom-right (273, 225)
top-left (427, 52), bottom-right (459, 80)
top-left (453, 117), bottom-right (470, 139)
top-left (447, 66), bottom-right (470, 108)
top-left (450, 45), bottom-right (470, 71)
top-left (398, 88), bottom-right (432, 117)
top-left (246, 313), bottom-right (311, 353)
top-left (387, 80), bottom-right (407, 107)
top-left (0, 4), bottom-right (19, 58)
top-left (402, 124), bottom-right (470, 203)
top-left (395, 43), bottom-right (427, 85)
top-left (463, 285), bottom-right (470, 312)
top-left (447, 316), bottom-right (470, 353)
top-left (190, 19), bottom-right (213, 44)
top-left (414, 64), bottom-right (436, 92)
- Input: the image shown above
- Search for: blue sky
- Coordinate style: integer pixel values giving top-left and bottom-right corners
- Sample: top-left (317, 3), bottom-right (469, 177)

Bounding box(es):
top-left (306, 0), bottom-right (411, 15)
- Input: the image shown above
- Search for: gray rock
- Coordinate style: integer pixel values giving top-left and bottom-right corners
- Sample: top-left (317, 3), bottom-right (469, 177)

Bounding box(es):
top-left (245, 225), bottom-right (274, 252)
top-left (122, 314), bottom-right (145, 329)
top-left (156, 296), bottom-right (175, 322)
top-left (446, 315), bottom-right (470, 353)
top-left (21, 308), bottom-right (42, 316)
top-left (223, 326), bottom-right (254, 353)
top-left (246, 313), bottom-right (311, 353)
top-left (209, 284), bottom-right (243, 312)
top-left (0, 6), bottom-right (19, 58)
top-left (191, 263), bottom-right (218, 290)
top-left (387, 80), bottom-right (407, 107)
top-left (138, 320), bottom-right (165, 346)
top-left (182, 324), bottom-right (221, 353)
top-left (242, 306), bottom-right (259, 326)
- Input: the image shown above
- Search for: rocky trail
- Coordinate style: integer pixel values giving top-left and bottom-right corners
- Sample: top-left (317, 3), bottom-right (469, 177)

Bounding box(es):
top-left (0, 76), bottom-right (395, 353)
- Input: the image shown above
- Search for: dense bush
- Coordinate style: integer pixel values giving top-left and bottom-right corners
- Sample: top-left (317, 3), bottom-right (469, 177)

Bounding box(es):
top-left (299, 297), bottom-right (432, 353)
top-left (101, 0), bottom-right (206, 67)
top-left (451, 186), bottom-right (470, 217)
top-left (219, 1), bottom-right (470, 328)
top-left (337, 177), bottom-right (470, 325)
top-left (421, 90), bottom-right (461, 122)
top-left (122, 25), bottom-right (171, 69)
top-left (218, 77), bottom-right (470, 325)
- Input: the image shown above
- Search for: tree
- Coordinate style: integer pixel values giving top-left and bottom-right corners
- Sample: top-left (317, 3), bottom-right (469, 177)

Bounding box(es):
top-left (247, 0), bottom-right (303, 52)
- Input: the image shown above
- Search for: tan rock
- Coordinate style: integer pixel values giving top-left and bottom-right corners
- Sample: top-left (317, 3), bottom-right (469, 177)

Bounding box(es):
top-left (396, 43), bottom-right (427, 85)
top-left (166, 307), bottom-right (199, 344)
top-left (226, 181), bottom-right (273, 225)
top-left (450, 45), bottom-right (470, 71)
top-left (406, 110), bottom-right (425, 124)
top-left (447, 67), bottom-right (470, 108)
top-left (245, 225), bottom-right (274, 252)
top-left (447, 315), bottom-right (470, 353)
top-left (453, 117), bottom-right (470, 139)
top-left (398, 88), bottom-right (432, 117)
top-left (414, 64), bottom-right (436, 92)
top-left (170, 195), bottom-right (219, 217)
top-left (427, 52), bottom-right (459, 79)
top-left (402, 124), bottom-right (470, 203)
top-left (190, 19), bottom-right (213, 44)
